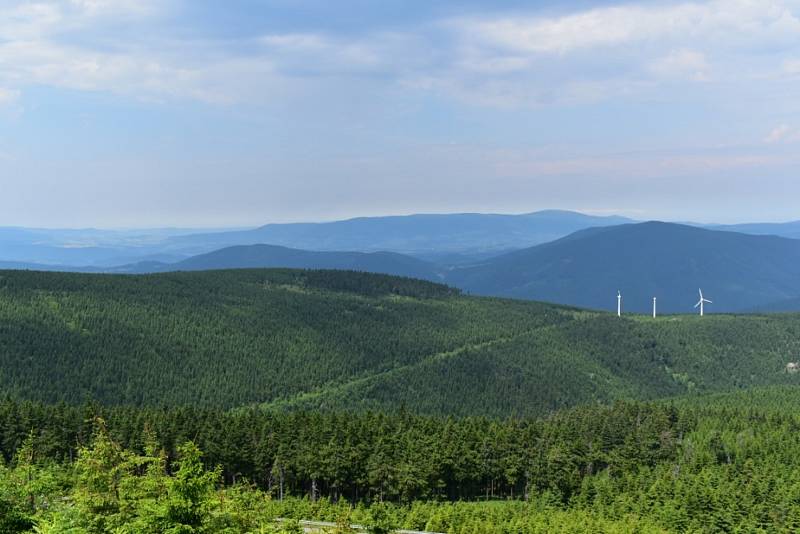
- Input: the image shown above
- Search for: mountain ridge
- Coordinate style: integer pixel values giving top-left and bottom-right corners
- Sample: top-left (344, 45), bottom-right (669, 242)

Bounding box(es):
top-left (7, 221), bottom-right (800, 313)
top-left (164, 244), bottom-right (441, 281)
top-left (7, 211), bottom-right (800, 269)
top-left (163, 209), bottom-right (636, 257)
top-left (447, 221), bottom-right (800, 313)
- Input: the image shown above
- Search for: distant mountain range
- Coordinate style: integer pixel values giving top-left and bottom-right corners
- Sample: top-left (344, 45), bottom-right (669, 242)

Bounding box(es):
top-left (5, 210), bottom-right (800, 269)
top-left (161, 210), bottom-right (634, 258)
top-left (447, 222), bottom-right (800, 313)
top-left (155, 244), bottom-right (441, 281)
top-left (106, 221), bottom-right (800, 313)
top-left (0, 210), bottom-right (633, 267)
top-left (5, 213), bottom-right (800, 313)
top-left (1, 246), bottom-right (443, 283)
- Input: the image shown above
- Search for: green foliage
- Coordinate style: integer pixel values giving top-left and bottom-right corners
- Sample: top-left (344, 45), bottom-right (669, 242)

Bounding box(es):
top-left (7, 269), bottom-right (800, 531)
top-left (332, 506), bottom-right (356, 534)
top-left (72, 418), bottom-right (139, 532)
top-left (162, 442), bottom-right (220, 532)
top-left (0, 497), bottom-right (34, 533)
top-left (3, 388), bottom-right (800, 531)
top-left (0, 399), bottom-right (684, 504)
top-left (277, 519), bottom-right (304, 534)
top-left (1, 268), bottom-right (800, 417)
top-left (364, 502), bottom-right (395, 534)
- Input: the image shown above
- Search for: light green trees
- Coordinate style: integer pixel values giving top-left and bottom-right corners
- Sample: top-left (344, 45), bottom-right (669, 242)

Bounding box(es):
top-left (161, 442), bottom-right (220, 533)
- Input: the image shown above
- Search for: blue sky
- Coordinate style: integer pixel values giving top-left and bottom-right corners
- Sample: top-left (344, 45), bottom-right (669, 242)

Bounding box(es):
top-left (1, 0), bottom-right (799, 227)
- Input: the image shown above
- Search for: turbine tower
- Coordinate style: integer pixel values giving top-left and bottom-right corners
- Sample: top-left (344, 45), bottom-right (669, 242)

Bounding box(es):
top-left (694, 289), bottom-right (712, 316)
top-left (617, 290), bottom-right (622, 317)
top-left (653, 297), bottom-right (657, 318)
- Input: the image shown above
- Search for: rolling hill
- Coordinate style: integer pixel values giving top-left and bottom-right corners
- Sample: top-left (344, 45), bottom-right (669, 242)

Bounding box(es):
top-left (158, 244), bottom-right (441, 281)
top-left (8, 212), bottom-right (800, 271)
top-left (102, 210), bottom-right (636, 263)
top-left (1, 268), bottom-right (800, 416)
top-left (0, 211), bottom-right (632, 267)
top-left (446, 221), bottom-right (800, 313)
top-left (23, 221), bottom-right (800, 314)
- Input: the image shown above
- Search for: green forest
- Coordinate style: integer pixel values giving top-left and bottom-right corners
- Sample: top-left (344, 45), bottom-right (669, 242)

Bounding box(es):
top-left (4, 387), bottom-right (800, 532)
top-left (3, 268), bottom-right (800, 532)
top-left (1, 269), bottom-right (800, 416)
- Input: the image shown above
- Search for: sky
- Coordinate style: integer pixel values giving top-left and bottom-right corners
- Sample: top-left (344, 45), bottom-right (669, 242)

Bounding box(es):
top-left (1, 0), bottom-right (799, 228)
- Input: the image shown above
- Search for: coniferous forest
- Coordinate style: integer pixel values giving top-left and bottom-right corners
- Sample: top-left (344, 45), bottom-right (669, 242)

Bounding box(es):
top-left (3, 269), bottom-right (800, 532)
top-left (4, 388), bottom-right (800, 531)
top-left (2, 269), bottom-right (800, 415)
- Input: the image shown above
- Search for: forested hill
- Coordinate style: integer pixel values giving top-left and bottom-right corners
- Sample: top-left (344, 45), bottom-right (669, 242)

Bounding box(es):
top-left (1, 268), bottom-right (800, 416)
top-left (155, 244), bottom-right (440, 281)
top-left (447, 221), bottom-right (800, 313)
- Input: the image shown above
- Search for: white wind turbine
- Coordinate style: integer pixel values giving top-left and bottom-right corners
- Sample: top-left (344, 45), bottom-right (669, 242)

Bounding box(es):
top-left (617, 290), bottom-right (622, 317)
top-left (694, 289), bottom-right (712, 316)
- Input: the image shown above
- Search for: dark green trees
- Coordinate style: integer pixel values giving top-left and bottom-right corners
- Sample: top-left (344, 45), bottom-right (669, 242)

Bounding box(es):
top-left (1, 268), bottom-right (799, 416)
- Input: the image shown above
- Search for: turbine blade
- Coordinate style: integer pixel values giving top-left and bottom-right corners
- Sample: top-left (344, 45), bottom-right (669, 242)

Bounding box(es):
top-left (694, 301), bottom-right (701, 308)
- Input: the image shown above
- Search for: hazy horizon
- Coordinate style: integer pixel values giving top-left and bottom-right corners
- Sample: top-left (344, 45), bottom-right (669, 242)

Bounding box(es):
top-left (2, 208), bottom-right (800, 232)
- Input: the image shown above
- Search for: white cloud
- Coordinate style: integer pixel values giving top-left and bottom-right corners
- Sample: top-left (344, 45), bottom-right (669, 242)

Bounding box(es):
top-left (67, 0), bottom-right (158, 17)
top-left (454, 1), bottom-right (800, 55)
top-left (0, 0), bottom-right (159, 39)
top-left (455, 5), bottom-right (662, 55)
top-left (0, 88), bottom-right (20, 106)
top-left (649, 49), bottom-right (709, 81)
top-left (764, 124), bottom-right (800, 143)
top-left (259, 32), bottom-right (387, 75)
top-left (433, 0), bottom-right (800, 106)
top-left (784, 58), bottom-right (800, 75)
top-left (0, 0), bottom-right (799, 111)
top-left (0, 0), bottom-right (282, 104)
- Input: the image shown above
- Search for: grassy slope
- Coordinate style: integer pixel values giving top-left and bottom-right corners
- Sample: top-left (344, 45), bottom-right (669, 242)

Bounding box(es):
top-left (1, 268), bottom-right (800, 416)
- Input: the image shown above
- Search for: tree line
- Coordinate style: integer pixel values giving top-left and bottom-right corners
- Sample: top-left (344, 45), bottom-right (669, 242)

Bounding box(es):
top-left (6, 388), bottom-right (800, 531)
top-left (0, 398), bottom-right (683, 504)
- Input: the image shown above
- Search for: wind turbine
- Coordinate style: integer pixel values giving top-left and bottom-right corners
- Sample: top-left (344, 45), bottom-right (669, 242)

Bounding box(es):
top-left (653, 297), bottom-right (657, 318)
top-left (617, 290), bottom-right (622, 317)
top-left (694, 289), bottom-right (712, 316)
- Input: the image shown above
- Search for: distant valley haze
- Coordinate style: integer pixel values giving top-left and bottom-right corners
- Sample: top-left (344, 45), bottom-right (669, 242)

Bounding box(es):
top-left (4, 210), bottom-right (800, 314)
